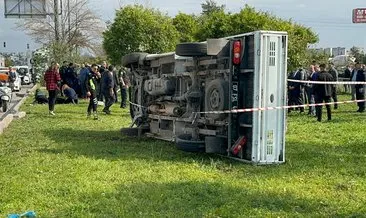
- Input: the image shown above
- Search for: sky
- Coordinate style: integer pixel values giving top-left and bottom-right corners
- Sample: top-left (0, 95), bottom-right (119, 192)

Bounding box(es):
top-left (0, 0), bottom-right (366, 53)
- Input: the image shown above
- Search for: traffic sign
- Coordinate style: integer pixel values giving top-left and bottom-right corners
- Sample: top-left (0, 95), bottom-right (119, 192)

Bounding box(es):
top-left (353, 8), bottom-right (366, 23)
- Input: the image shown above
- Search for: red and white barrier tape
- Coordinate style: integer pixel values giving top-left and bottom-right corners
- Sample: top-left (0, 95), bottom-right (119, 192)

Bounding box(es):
top-left (196, 99), bottom-right (366, 114)
top-left (287, 79), bottom-right (366, 85)
top-left (129, 99), bottom-right (366, 115)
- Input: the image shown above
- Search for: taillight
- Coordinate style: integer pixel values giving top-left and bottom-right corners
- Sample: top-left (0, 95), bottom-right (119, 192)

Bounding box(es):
top-left (233, 40), bottom-right (241, 65)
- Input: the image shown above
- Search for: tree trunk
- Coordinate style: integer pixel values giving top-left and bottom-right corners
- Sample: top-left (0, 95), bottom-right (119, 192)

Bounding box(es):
top-left (54, 0), bottom-right (60, 42)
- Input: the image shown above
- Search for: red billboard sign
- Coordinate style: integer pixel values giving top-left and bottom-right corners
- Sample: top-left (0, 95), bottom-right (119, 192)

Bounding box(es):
top-left (353, 8), bottom-right (366, 23)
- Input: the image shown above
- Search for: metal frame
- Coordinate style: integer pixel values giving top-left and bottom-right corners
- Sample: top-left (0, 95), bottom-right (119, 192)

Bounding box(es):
top-left (4, 0), bottom-right (62, 18)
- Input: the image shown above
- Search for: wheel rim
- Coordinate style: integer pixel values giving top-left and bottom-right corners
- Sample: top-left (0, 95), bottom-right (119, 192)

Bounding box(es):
top-left (209, 89), bottom-right (221, 110)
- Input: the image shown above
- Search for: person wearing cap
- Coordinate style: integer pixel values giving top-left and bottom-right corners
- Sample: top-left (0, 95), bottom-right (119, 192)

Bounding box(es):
top-left (313, 64), bottom-right (334, 122)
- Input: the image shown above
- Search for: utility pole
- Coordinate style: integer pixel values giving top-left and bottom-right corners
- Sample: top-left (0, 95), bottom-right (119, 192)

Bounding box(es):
top-left (68, 0), bottom-right (71, 42)
top-left (54, 0), bottom-right (60, 42)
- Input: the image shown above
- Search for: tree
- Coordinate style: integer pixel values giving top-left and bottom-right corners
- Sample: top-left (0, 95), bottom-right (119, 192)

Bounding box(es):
top-left (201, 0), bottom-right (225, 14)
top-left (17, 0), bottom-right (105, 63)
top-left (195, 5), bottom-right (318, 71)
top-left (4, 57), bottom-right (13, 67)
top-left (195, 10), bottom-right (233, 41)
top-left (172, 13), bottom-right (199, 42)
top-left (103, 5), bottom-right (179, 64)
top-left (349, 46), bottom-right (366, 63)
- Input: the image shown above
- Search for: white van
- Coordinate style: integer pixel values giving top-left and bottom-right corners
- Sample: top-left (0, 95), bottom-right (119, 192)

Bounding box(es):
top-left (14, 66), bottom-right (32, 85)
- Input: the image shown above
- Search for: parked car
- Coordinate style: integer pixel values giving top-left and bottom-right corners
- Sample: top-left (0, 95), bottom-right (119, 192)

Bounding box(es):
top-left (121, 31), bottom-right (288, 165)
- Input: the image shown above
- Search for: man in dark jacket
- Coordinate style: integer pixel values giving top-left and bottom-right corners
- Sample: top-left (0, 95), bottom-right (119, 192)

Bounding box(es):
top-left (60, 61), bottom-right (68, 85)
top-left (328, 63), bottom-right (338, 109)
top-left (65, 63), bottom-right (77, 87)
top-left (344, 64), bottom-right (353, 93)
top-left (112, 68), bottom-right (119, 103)
top-left (118, 68), bottom-right (129, 108)
top-left (288, 68), bottom-right (305, 113)
top-left (313, 64), bottom-right (334, 122)
top-left (355, 62), bottom-right (366, 113)
top-left (101, 65), bottom-right (115, 114)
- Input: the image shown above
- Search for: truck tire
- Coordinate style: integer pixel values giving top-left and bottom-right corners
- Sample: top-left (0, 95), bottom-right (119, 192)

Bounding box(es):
top-left (205, 79), bottom-right (229, 120)
top-left (175, 43), bottom-right (207, 57)
top-left (176, 134), bottom-right (205, 152)
top-left (121, 52), bottom-right (148, 67)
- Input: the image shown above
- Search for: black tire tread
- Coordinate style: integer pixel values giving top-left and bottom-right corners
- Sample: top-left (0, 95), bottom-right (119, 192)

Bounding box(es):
top-left (176, 134), bottom-right (205, 152)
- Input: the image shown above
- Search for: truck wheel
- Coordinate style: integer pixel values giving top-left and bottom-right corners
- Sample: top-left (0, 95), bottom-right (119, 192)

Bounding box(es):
top-left (205, 79), bottom-right (229, 120)
top-left (175, 43), bottom-right (207, 57)
top-left (2, 100), bottom-right (8, 112)
top-left (176, 134), bottom-right (205, 152)
top-left (121, 52), bottom-right (148, 67)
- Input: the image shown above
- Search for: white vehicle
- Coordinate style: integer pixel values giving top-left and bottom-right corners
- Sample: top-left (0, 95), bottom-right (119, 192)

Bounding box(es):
top-left (14, 66), bottom-right (32, 85)
top-left (12, 72), bottom-right (22, 92)
top-left (122, 31), bottom-right (288, 164)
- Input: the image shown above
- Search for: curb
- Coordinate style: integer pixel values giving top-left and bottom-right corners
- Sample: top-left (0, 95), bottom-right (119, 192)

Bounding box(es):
top-left (0, 114), bottom-right (14, 134)
top-left (0, 84), bottom-right (36, 135)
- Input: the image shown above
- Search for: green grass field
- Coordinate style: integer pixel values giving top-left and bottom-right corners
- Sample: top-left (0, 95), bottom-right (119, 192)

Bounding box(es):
top-left (0, 94), bottom-right (365, 217)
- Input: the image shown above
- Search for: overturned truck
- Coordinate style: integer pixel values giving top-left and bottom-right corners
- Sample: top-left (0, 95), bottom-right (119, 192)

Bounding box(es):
top-left (122, 31), bottom-right (288, 164)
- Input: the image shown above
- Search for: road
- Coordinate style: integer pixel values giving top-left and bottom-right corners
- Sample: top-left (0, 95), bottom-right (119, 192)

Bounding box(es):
top-left (0, 84), bottom-right (33, 121)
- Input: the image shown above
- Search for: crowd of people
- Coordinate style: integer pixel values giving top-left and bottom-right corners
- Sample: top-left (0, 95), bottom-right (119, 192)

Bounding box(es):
top-left (288, 61), bottom-right (366, 122)
top-left (43, 61), bottom-right (129, 119)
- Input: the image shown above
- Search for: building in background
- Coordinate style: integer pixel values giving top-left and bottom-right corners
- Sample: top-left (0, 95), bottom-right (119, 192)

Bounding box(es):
top-left (309, 47), bottom-right (346, 57)
top-left (0, 54), bottom-right (5, 67)
top-left (332, 47), bottom-right (346, 56)
top-left (324, 48), bottom-right (332, 56)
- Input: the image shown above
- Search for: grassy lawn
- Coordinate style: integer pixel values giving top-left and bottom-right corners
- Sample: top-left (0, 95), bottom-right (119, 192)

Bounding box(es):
top-left (0, 94), bottom-right (366, 217)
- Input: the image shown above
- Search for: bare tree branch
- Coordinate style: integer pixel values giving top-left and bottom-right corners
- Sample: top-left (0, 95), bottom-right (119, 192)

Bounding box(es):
top-left (16, 0), bottom-right (105, 55)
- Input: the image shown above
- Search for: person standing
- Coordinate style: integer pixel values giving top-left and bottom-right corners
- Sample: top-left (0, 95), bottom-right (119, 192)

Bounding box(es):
top-left (313, 64), bottom-right (334, 122)
top-left (86, 64), bottom-right (101, 120)
top-left (328, 63), bottom-right (339, 109)
top-left (97, 61), bottom-right (108, 102)
top-left (112, 67), bottom-right (119, 103)
top-left (344, 64), bottom-right (353, 93)
top-left (44, 62), bottom-right (61, 116)
top-left (101, 65), bottom-right (115, 114)
top-left (288, 68), bottom-right (305, 113)
top-left (351, 64), bottom-right (360, 100)
top-left (78, 63), bottom-right (90, 99)
top-left (306, 65), bottom-right (319, 116)
top-left (118, 68), bottom-right (129, 108)
top-left (355, 62), bottom-right (366, 113)
top-left (60, 61), bottom-right (68, 85)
